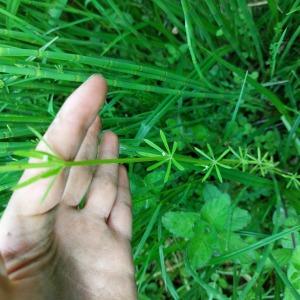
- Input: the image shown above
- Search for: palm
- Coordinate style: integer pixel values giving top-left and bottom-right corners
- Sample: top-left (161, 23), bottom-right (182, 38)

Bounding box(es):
top-left (0, 76), bottom-right (136, 300)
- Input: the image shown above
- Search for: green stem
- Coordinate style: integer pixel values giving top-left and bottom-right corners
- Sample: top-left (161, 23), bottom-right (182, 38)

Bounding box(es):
top-left (0, 152), bottom-right (297, 190)
top-left (64, 157), bottom-right (161, 167)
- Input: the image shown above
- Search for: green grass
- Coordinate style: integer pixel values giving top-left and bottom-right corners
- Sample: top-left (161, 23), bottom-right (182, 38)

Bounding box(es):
top-left (0, 0), bottom-right (300, 298)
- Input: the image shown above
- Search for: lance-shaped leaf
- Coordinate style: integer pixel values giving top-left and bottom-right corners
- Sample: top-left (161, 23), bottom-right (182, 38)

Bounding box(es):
top-left (13, 167), bottom-right (62, 190)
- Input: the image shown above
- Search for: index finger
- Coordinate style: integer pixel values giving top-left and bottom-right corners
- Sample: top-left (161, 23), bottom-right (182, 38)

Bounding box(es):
top-left (39, 74), bottom-right (107, 160)
top-left (8, 75), bottom-right (107, 215)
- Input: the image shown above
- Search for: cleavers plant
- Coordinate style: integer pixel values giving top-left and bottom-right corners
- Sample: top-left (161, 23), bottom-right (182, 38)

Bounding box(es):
top-left (0, 0), bottom-right (299, 299)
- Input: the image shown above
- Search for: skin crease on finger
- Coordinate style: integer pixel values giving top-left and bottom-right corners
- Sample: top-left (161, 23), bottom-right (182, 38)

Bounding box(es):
top-left (0, 75), bottom-right (137, 300)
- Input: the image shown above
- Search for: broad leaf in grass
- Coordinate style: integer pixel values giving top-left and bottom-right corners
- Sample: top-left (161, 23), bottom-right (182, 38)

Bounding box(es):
top-left (201, 193), bottom-right (231, 232)
top-left (285, 246), bottom-right (300, 299)
top-left (280, 231), bottom-right (300, 249)
top-left (218, 233), bottom-right (257, 264)
top-left (187, 223), bottom-right (214, 269)
top-left (227, 207), bottom-right (251, 231)
top-left (265, 248), bottom-right (293, 269)
top-left (187, 236), bottom-right (212, 269)
top-left (272, 207), bottom-right (299, 228)
top-left (162, 212), bottom-right (200, 239)
top-left (284, 189), bottom-right (300, 214)
top-left (202, 185), bottom-right (251, 232)
top-left (202, 183), bottom-right (223, 202)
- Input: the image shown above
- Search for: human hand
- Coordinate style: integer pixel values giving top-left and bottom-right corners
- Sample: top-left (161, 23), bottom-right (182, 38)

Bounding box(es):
top-left (0, 75), bottom-right (136, 300)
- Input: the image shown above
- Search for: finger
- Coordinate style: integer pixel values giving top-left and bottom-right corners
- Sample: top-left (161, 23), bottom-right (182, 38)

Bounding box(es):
top-left (108, 165), bottom-right (132, 239)
top-left (0, 253), bottom-right (11, 296)
top-left (0, 76), bottom-right (107, 277)
top-left (84, 131), bottom-right (119, 218)
top-left (0, 253), bottom-right (6, 276)
top-left (8, 75), bottom-right (107, 215)
top-left (62, 116), bottom-right (100, 207)
top-left (38, 74), bottom-right (106, 159)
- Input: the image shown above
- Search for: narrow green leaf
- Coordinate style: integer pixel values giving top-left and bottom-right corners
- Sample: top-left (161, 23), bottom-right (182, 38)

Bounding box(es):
top-left (164, 160), bottom-right (172, 183)
top-left (13, 167), bottom-right (61, 190)
top-left (160, 130), bottom-right (170, 153)
top-left (172, 158), bottom-right (184, 171)
top-left (271, 252), bottom-right (300, 300)
top-left (147, 159), bottom-right (166, 171)
top-left (215, 165), bottom-right (223, 183)
top-left (144, 139), bottom-right (165, 154)
top-left (195, 147), bottom-right (211, 160)
top-left (134, 204), bottom-right (161, 259)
